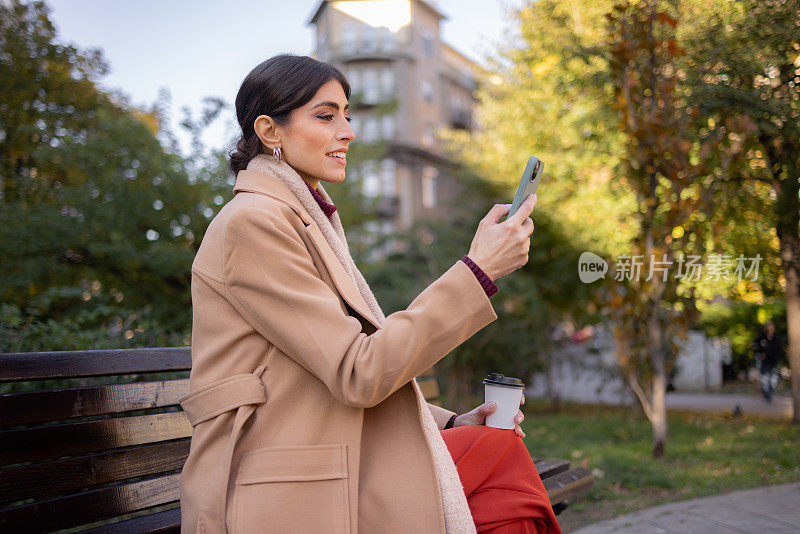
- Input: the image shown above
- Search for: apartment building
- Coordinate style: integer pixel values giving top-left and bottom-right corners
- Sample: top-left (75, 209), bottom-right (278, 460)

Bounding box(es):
top-left (307, 0), bottom-right (480, 256)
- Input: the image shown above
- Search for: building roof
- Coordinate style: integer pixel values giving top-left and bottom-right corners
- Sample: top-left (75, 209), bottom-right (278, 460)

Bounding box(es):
top-left (308, 0), bottom-right (447, 26)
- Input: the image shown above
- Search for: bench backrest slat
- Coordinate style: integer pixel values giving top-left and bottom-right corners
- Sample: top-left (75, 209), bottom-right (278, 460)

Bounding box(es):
top-left (1, 379), bottom-right (189, 426)
top-left (0, 473), bottom-right (181, 533)
top-left (82, 507), bottom-right (181, 534)
top-left (2, 411), bottom-right (191, 464)
top-left (81, 506), bottom-right (181, 534)
top-left (2, 441), bottom-right (189, 503)
top-left (0, 348), bottom-right (191, 382)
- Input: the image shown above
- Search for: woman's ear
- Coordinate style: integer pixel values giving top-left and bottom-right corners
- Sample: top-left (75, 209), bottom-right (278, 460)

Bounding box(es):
top-left (253, 115), bottom-right (281, 150)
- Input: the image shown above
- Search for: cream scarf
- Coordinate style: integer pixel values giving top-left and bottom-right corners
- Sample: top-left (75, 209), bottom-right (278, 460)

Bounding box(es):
top-left (246, 154), bottom-right (477, 534)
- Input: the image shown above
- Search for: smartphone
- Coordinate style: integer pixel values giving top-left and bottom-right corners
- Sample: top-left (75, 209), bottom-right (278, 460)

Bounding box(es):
top-left (508, 156), bottom-right (544, 219)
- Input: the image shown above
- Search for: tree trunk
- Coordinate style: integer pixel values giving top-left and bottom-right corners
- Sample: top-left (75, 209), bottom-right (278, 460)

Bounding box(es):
top-left (544, 350), bottom-right (561, 413)
top-left (785, 256), bottom-right (800, 424)
top-left (777, 212), bottom-right (800, 424)
top-left (648, 300), bottom-right (667, 457)
top-left (772, 162), bottom-right (800, 424)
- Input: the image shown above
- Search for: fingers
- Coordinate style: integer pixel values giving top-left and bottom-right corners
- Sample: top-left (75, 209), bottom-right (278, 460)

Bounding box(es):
top-left (521, 394), bottom-right (525, 405)
top-left (508, 194), bottom-right (537, 226)
top-left (520, 217), bottom-right (534, 237)
top-left (483, 203), bottom-right (512, 225)
top-left (515, 410), bottom-right (525, 437)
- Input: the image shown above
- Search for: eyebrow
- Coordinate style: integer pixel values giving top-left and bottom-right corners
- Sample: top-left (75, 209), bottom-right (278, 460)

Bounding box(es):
top-left (310, 101), bottom-right (349, 111)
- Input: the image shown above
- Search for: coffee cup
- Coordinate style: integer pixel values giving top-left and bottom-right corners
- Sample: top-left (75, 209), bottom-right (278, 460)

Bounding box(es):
top-left (483, 373), bottom-right (525, 429)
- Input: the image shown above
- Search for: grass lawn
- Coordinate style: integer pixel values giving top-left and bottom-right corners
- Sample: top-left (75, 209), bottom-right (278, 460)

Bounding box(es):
top-left (517, 400), bottom-right (800, 533)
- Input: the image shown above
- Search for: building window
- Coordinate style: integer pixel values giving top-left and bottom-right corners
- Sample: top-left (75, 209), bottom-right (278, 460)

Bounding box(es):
top-left (361, 160), bottom-right (380, 197)
top-left (381, 68), bottom-right (394, 97)
top-left (421, 78), bottom-right (433, 102)
top-left (380, 158), bottom-right (396, 196)
top-left (364, 219), bottom-right (397, 261)
top-left (362, 25), bottom-right (377, 52)
top-left (361, 115), bottom-right (379, 142)
top-left (381, 114), bottom-right (395, 139)
top-left (362, 68), bottom-right (379, 104)
top-left (342, 21), bottom-right (357, 54)
top-left (421, 28), bottom-right (434, 57)
top-left (348, 67), bottom-right (361, 95)
top-left (422, 166), bottom-right (438, 208)
top-left (451, 89), bottom-right (467, 111)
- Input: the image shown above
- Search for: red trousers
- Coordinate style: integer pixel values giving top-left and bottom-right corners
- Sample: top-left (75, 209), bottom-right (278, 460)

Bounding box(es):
top-left (440, 425), bottom-right (562, 534)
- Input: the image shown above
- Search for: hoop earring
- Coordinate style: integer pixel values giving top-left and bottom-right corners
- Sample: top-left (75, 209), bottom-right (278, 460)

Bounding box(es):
top-left (272, 146), bottom-right (282, 162)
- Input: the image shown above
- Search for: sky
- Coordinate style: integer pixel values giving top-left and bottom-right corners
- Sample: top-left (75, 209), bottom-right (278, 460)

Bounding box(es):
top-left (47, 0), bottom-right (524, 155)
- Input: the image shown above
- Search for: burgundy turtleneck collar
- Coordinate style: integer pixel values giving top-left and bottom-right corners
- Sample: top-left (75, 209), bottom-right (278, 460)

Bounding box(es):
top-left (304, 180), bottom-right (337, 220)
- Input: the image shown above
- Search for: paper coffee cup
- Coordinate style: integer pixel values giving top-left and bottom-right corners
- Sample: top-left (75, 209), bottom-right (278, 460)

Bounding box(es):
top-left (483, 373), bottom-right (525, 429)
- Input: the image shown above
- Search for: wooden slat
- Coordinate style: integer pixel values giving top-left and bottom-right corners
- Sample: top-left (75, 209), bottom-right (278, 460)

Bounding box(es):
top-left (1, 379), bottom-right (190, 427)
top-left (534, 458), bottom-right (570, 479)
top-left (0, 348), bottom-right (191, 382)
top-left (0, 473), bottom-right (180, 533)
top-left (1, 440), bottom-right (190, 504)
top-left (544, 467), bottom-right (594, 505)
top-left (82, 506), bottom-right (181, 534)
top-left (1, 412), bottom-right (191, 464)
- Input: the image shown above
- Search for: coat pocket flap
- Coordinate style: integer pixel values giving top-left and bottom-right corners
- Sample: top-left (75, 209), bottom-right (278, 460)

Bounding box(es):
top-left (236, 444), bottom-right (348, 484)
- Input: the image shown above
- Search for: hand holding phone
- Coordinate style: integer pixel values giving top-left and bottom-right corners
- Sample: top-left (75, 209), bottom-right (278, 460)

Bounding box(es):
top-left (466, 157), bottom-right (541, 281)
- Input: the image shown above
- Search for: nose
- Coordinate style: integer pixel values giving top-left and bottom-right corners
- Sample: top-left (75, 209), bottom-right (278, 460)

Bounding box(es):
top-left (339, 117), bottom-right (355, 142)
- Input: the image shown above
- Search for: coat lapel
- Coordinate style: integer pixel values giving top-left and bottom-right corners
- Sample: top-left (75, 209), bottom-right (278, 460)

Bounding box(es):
top-left (233, 170), bottom-right (382, 331)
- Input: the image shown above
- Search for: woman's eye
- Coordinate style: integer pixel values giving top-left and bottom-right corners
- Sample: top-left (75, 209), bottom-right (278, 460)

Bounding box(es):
top-left (318, 114), bottom-right (352, 123)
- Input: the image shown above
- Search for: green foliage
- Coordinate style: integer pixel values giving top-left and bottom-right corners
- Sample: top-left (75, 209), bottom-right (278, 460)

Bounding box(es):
top-left (0, 286), bottom-right (187, 353)
top-left (696, 297), bottom-right (786, 369)
top-left (440, 0), bottom-right (636, 259)
top-left (0, 0), bottom-right (230, 348)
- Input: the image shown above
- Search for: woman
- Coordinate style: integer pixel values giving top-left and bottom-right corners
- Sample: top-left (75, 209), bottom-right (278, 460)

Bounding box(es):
top-left (178, 54), bottom-right (559, 534)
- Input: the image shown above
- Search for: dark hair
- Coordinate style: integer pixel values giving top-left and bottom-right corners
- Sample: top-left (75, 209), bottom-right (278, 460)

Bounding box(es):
top-left (229, 54), bottom-right (351, 174)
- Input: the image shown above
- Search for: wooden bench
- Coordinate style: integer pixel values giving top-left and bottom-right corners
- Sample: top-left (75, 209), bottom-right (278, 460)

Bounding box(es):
top-left (0, 348), bottom-right (593, 532)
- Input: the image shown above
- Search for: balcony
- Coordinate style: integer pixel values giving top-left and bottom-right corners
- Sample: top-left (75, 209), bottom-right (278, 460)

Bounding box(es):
top-left (323, 38), bottom-right (412, 63)
top-left (440, 64), bottom-right (477, 92)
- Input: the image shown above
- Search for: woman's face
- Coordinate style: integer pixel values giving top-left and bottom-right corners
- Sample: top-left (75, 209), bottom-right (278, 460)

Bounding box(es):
top-left (268, 79), bottom-right (355, 188)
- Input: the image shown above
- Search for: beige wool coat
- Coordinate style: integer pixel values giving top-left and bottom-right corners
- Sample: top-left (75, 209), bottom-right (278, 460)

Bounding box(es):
top-left (178, 166), bottom-right (498, 533)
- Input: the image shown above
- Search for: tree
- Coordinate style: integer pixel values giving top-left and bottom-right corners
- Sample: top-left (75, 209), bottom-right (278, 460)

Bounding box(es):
top-left (0, 0), bottom-right (226, 349)
top-left (678, 0), bottom-right (800, 422)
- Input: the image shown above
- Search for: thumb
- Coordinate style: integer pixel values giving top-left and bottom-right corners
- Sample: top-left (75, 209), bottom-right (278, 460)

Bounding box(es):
top-left (484, 401), bottom-right (497, 414)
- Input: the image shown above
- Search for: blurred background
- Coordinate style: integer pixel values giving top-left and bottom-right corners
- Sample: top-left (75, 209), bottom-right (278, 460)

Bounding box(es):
top-left (1, 0), bottom-right (798, 530)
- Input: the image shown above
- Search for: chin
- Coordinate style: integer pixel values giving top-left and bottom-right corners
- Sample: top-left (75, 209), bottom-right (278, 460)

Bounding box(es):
top-left (323, 172), bottom-right (347, 184)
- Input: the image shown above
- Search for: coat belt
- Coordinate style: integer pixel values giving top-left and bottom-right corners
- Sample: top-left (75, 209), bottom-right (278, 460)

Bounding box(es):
top-left (179, 364), bottom-right (268, 533)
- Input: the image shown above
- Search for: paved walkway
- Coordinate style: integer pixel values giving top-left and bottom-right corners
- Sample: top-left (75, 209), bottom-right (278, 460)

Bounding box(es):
top-left (527, 387), bottom-right (793, 419)
top-left (570, 482), bottom-right (800, 533)
top-left (665, 391), bottom-right (792, 418)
